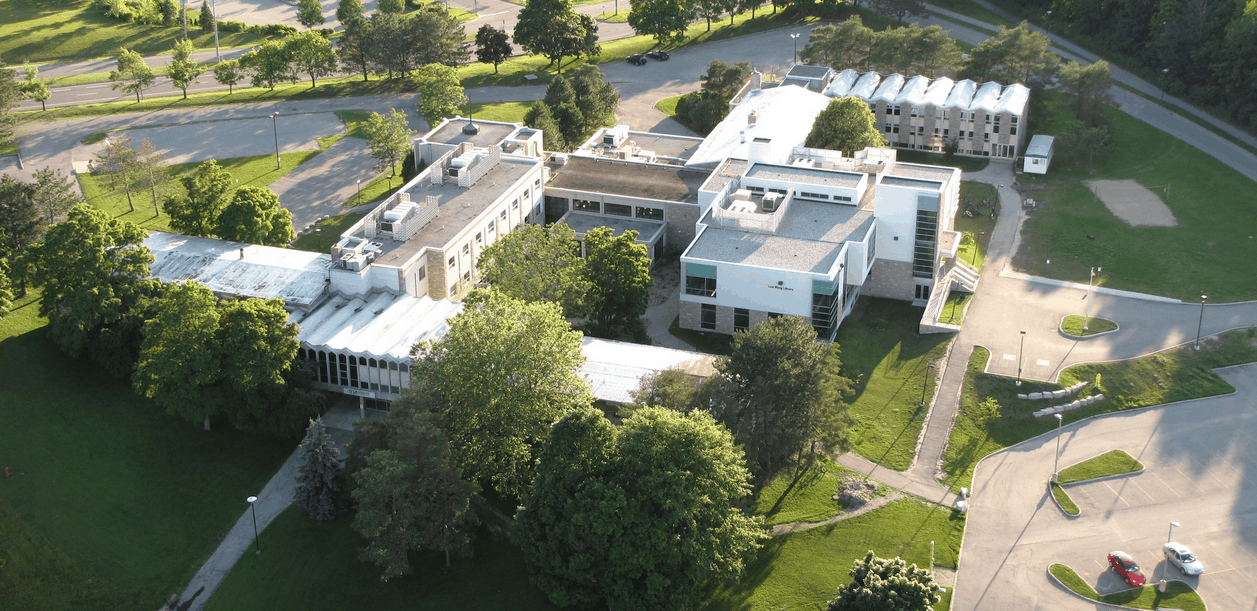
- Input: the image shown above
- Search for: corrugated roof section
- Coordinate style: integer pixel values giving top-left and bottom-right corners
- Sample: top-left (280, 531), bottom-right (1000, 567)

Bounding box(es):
top-left (293, 293), bottom-right (463, 361)
top-left (994, 83), bottom-right (1030, 114)
top-left (145, 231), bottom-right (330, 309)
top-left (824, 69), bottom-right (860, 97)
top-left (871, 73), bottom-right (905, 103)
top-left (922, 77), bottom-right (954, 107)
top-left (578, 337), bottom-right (716, 404)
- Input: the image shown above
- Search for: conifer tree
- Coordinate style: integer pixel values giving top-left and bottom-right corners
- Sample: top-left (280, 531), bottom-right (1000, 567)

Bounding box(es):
top-left (295, 417), bottom-right (343, 522)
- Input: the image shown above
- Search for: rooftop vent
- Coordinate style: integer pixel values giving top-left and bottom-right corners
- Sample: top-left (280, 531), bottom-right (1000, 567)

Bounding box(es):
top-left (462, 118), bottom-right (479, 135)
top-left (748, 110), bottom-right (759, 126)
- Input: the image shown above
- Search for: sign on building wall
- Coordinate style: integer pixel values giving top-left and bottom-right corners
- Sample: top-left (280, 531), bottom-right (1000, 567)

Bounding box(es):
top-left (342, 388), bottom-right (376, 399)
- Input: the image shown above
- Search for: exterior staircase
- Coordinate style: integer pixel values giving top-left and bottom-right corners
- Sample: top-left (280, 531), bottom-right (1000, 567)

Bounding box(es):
top-left (919, 260), bottom-right (981, 334)
top-left (951, 260), bottom-right (980, 293)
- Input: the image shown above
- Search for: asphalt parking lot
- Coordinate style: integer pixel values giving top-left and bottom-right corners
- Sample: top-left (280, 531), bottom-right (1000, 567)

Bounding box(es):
top-left (955, 363), bottom-right (1257, 610)
top-left (93, 112), bottom-right (346, 166)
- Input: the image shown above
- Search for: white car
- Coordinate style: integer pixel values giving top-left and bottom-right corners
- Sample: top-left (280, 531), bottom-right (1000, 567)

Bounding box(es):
top-left (1164, 542), bottom-right (1204, 576)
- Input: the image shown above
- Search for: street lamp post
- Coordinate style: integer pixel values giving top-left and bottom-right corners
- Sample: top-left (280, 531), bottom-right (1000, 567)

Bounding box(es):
top-left (210, 0), bottom-right (221, 61)
top-left (1161, 68), bottom-right (1169, 102)
top-left (356, 179), bottom-right (362, 201)
top-left (1166, 521), bottom-right (1180, 545)
top-left (930, 540), bottom-right (935, 572)
top-left (790, 33), bottom-right (800, 65)
top-left (1016, 330), bottom-right (1026, 386)
top-left (315, 227), bottom-right (322, 253)
top-left (1195, 294), bottom-right (1207, 350)
top-left (1052, 413), bottom-right (1063, 482)
top-left (246, 496), bottom-right (261, 554)
top-left (270, 113), bottom-right (281, 170)
top-left (1084, 266), bottom-right (1101, 330)
top-left (919, 363), bottom-right (936, 407)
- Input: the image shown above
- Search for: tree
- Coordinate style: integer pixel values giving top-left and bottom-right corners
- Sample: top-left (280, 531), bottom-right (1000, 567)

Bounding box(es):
top-left (109, 49), bottom-right (156, 103)
top-left (285, 31), bottom-right (337, 88)
top-left (336, 0), bottom-right (364, 24)
top-left (0, 64), bottom-right (19, 147)
top-left (295, 417), bottom-right (344, 521)
top-left (216, 186), bottom-right (294, 246)
top-left (378, 0), bottom-right (403, 14)
top-left (695, 0), bottom-right (735, 31)
top-left (0, 257), bottom-right (12, 321)
top-left (584, 226), bottom-right (652, 330)
top-left (0, 175), bottom-right (43, 268)
top-left (412, 63), bottom-right (466, 128)
top-left (364, 108), bottom-right (412, 176)
top-left (801, 17), bottom-right (873, 69)
top-left (515, 406), bottom-right (765, 611)
top-left (211, 59), bottom-right (244, 93)
top-left (1058, 60), bottom-right (1113, 125)
top-left (476, 222), bottom-right (591, 318)
top-left (351, 409), bottom-right (478, 578)
top-left (199, 0), bottom-right (214, 32)
top-left (474, 25), bottom-right (512, 74)
top-left (94, 133), bottom-right (142, 211)
top-left (166, 159), bottom-right (233, 237)
top-left (523, 101), bottom-right (567, 151)
top-left (906, 24), bottom-right (964, 78)
top-left (629, 366), bottom-right (701, 412)
top-left (869, 0), bottom-right (925, 24)
top-left (709, 316), bottom-right (852, 480)
top-left (410, 5), bottom-right (470, 67)
top-left (566, 65), bottom-right (619, 137)
top-left (628, 0), bottom-right (694, 45)
top-left (240, 40), bottom-right (293, 90)
top-left (964, 21), bottom-right (1057, 85)
top-left (160, 0), bottom-right (179, 25)
top-left (337, 18), bottom-right (376, 81)
top-left (134, 282), bottom-right (223, 430)
top-left (365, 13), bottom-right (411, 79)
top-left (31, 167), bottom-right (82, 224)
top-left (135, 138), bottom-right (168, 216)
top-left (827, 551), bottom-right (940, 611)
top-left (216, 296), bottom-right (299, 423)
top-left (805, 96), bottom-right (889, 155)
top-left (167, 39), bottom-right (204, 100)
top-left (402, 290), bottom-right (591, 497)
top-left (1056, 119), bottom-right (1113, 168)
top-left (20, 65), bottom-right (51, 112)
top-left (701, 59), bottom-right (752, 98)
top-left (514, 0), bottom-right (600, 73)
top-left (298, 0), bottom-right (324, 28)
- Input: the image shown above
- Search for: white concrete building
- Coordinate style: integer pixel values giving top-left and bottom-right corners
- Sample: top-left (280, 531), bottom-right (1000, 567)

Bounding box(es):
top-left (1023, 134), bottom-right (1055, 174)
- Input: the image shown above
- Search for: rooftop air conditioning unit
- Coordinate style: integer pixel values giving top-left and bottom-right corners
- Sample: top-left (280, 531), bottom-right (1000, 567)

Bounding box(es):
top-left (761, 192), bottom-right (783, 212)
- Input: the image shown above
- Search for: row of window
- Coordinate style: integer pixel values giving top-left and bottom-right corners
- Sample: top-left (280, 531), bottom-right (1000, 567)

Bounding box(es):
top-left (700, 305), bottom-right (773, 332)
top-left (571, 198), bottom-right (666, 221)
top-left (298, 348), bottom-right (410, 395)
top-left (881, 107), bottom-right (1019, 125)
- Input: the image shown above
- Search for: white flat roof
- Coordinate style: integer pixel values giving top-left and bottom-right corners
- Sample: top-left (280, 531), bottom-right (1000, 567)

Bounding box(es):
top-left (1026, 134), bottom-right (1054, 157)
top-left (994, 83), bottom-right (1031, 114)
top-left (293, 292), bottom-right (463, 362)
top-left (686, 86), bottom-right (832, 168)
top-left (145, 231), bottom-right (331, 310)
top-left (579, 337), bottom-right (716, 404)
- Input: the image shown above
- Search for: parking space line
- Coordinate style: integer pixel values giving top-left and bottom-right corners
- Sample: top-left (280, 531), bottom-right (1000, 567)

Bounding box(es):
top-left (1204, 571), bottom-right (1245, 607)
top-left (1124, 477), bottom-right (1159, 504)
top-left (1036, 359), bottom-right (1050, 366)
top-left (1102, 481), bottom-right (1131, 507)
top-left (1146, 469), bottom-right (1181, 497)
top-left (1002, 353), bottom-right (1015, 360)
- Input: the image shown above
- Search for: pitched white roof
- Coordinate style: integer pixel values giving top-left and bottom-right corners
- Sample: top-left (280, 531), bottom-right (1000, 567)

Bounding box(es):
top-left (848, 71), bottom-right (882, 99)
top-left (824, 69), bottom-right (860, 97)
top-left (871, 73), bottom-right (905, 103)
top-left (1025, 134), bottom-right (1054, 158)
top-left (922, 77), bottom-right (954, 107)
top-left (969, 81), bottom-right (1004, 113)
top-left (293, 292), bottom-right (463, 362)
top-left (822, 72), bottom-right (1027, 117)
top-left (578, 337), bottom-right (716, 404)
top-left (944, 79), bottom-right (977, 108)
top-left (895, 75), bottom-right (931, 106)
top-left (685, 86), bottom-right (833, 168)
top-left (994, 83), bottom-right (1031, 114)
top-left (145, 231), bottom-right (331, 310)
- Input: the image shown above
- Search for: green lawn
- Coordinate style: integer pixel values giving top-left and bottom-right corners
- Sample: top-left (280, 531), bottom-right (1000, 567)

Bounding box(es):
top-left (0, 0), bottom-right (269, 63)
top-left (291, 212), bottom-right (369, 252)
top-left (1014, 90), bottom-right (1257, 302)
top-left (78, 150), bottom-right (322, 232)
top-left (753, 458), bottom-right (858, 526)
top-left (1058, 449), bottom-right (1142, 484)
top-left (941, 329), bottom-right (1257, 492)
top-left (0, 292), bottom-right (294, 610)
top-left (837, 299), bottom-right (952, 471)
top-left (466, 101), bottom-right (534, 124)
top-left (896, 149), bottom-right (989, 174)
top-left (922, 0), bottom-right (1016, 29)
top-left (937, 291), bottom-right (970, 325)
top-left (1050, 482), bottom-right (1080, 515)
top-left (1061, 315), bottom-right (1118, 336)
top-left (954, 181), bottom-right (998, 272)
top-left (1050, 564), bottom-right (1206, 611)
top-left (594, 10), bottom-right (630, 22)
top-left (655, 94), bottom-right (683, 117)
top-left (700, 497), bottom-right (964, 611)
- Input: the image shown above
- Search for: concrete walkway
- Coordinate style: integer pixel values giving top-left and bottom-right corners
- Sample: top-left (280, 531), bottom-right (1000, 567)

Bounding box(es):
top-left (270, 136), bottom-right (381, 230)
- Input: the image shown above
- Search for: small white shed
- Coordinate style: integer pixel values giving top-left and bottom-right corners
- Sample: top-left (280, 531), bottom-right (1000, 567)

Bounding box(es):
top-left (1023, 135), bottom-right (1054, 174)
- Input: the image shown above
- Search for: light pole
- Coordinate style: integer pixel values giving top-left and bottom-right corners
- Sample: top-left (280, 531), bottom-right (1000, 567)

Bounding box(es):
top-left (1160, 68), bottom-right (1169, 102)
top-left (246, 496), bottom-right (261, 554)
top-left (919, 362), bottom-right (935, 407)
top-left (790, 33), bottom-right (800, 65)
top-left (1016, 330), bottom-right (1026, 386)
top-left (1084, 266), bottom-right (1101, 330)
top-left (1195, 294), bottom-right (1207, 350)
top-left (355, 179), bottom-right (362, 201)
top-left (270, 112), bottom-right (281, 170)
top-left (1052, 413), bottom-right (1063, 482)
top-left (315, 227), bottom-right (322, 253)
top-left (930, 540), bottom-right (935, 572)
top-left (1166, 521), bottom-right (1180, 545)
top-left (210, 0), bottom-right (221, 61)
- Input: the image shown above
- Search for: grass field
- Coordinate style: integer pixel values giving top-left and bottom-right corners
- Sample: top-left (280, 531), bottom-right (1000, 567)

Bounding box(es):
top-left (1061, 315), bottom-right (1118, 336)
top-left (896, 149), bottom-right (989, 174)
top-left (937, 291), bottom-right (971, 325)
top-left (954, 181), bottom-right (998, 272)
top-left (1050, 482), bottom-right (1080, 515)
top-left (0, 0), bottom-right (268, 64)
top-left (922, 0), bottom-right (1016, 30)
top-left (1050, 563), bottom-right (1206, 611)
top-left (1014, 89), bottom-right (1257, 302)
top-left (655, 94), bottom-right (682, 117)
top-left (78, 150), bottom-right (322, 232)
top-left (941, 329), bottom-right (1257, 492)
top-left (1058, 449), bottom-right (1142, 484)
top-left (753, 458), bottom-right (859, 526)
top-left (0, 292), bottom-right (294, 610)
top-left (837, 299), bottom-right (952, 471)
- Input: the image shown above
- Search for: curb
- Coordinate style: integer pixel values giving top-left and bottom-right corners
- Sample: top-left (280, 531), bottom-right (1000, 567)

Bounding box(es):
top-left (1045, 565), bottom-right (1198, 611)
top-left (1047, 481), bottom-right (1080, 517)
top-left (1058, 315), bottom-right (1120, 340)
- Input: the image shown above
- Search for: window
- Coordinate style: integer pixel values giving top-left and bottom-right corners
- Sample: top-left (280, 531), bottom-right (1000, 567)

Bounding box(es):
top-left (968, 131), bottom-right (974, 138)
top-left (747, 185), bottom-right (765, 193)
top-left (734, 308), bottom-right (749, 332)
top-left (512, 198), bottom-right (519, 210)
top-left (910, 106), bottom-right (921, 117)
top-left (798, 191), bottom-right (829, 200)
top-left (834, 195), bottom-right (853, 203)
top-left (1011, 116), bottom-right (1018, 124)
top-left (450, 283), bottom-right (457, 294)
top-left (984, 132), bottom-right (990, 141)
top-left (448, 256), bottom-right (456, 268)
top-left (768, 188), bottom-right (787, 195)
top-left (700, 304), bottom-right (717, 330)
top-left (462, 243), bottom-right (470, 255)
top-left (933, 127), bottom-right (940, 136)
top-left (943, 109), bottom-right (950, 120)
top-left (891, 124), bottom-right (900, 134)
top-left (534, 177), bottom-right (542, 189)
top-left (768, 312), bottom-right (782, 319)
top-left (605, 202), bottom-right (632, 217)
top-left (915, 284), bottom-right (931, 300)
top-left (892, 105), bottom-right (901, 116)
top-left (885, 106), bottom-right (893, 115)
top-left (985, 113), bottom-right (991, 122)
top-left (1010, 126), bottom-right (1017, 136)
top-left (573, 199), bottom-right (599, 212)
top-left (417, 266), bottom-right (426, 280)
top-left (993, 125), bottom-right (1000, 134)
top-left (475, 231), bottom-right (483, 244)
top-left (943, 128), bottom-right (949, 137)
top-left (499, 209), bottom-right (507, 221)
top-left (636, 206), bottom-right (664, 221)
top-left (686, 275), bottom-right (717, 297)
top-left (463, 271), bottom-right (471, 282)
top-left (488, 220), bottom-right (495, 232)
top-left (885, 123), bottom-right (893, 133)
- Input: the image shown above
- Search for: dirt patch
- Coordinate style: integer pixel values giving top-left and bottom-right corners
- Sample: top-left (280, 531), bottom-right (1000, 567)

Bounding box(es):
top-left (1085, 179), bottom-right (1177, 227)
top-left (834, 475), bottom-right (879, 509)
top-left (649, 258), bottom-right (680, 307)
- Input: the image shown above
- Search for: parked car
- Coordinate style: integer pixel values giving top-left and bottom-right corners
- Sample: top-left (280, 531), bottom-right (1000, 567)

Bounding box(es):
top-left (1164, 542), bottom-right (1205, 576)
top-left (645, 51), bottom-right (670, 61)
top-left (626, 54), bottom-right (647, 65)
top-left (1107, 551), bottom-right (1146, 587)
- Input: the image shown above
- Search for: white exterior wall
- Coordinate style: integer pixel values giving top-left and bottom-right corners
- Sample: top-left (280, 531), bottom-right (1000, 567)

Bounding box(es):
top-left (745, 173), bottom-right (866, 203)
top-left (871, 184), bottom-right (922, 262)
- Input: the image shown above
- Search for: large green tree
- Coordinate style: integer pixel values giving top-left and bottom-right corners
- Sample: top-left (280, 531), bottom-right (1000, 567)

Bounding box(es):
top-left (409, 4), bottom-right (470, 67)
top-left (412, 63), bottom-right (467, 128)
top-left (165, 159), bottom-right (234, 238)
top-left (94, 133), bottom-right (141, 212)
top-left (217, 296), bottom-right (300, 421)
top-left (167, 39), bottom-right (205, 99)
top-left (295, 417), bottom-right (343, 522)
top-left (285, 30), bottom-right (338, 88)
top-left (211, 59), bottom-right (244, 93)
top-left (363, 108), bottom-right (412, 176)
top-left (31, 167), bottom-right (82, 225)
top-left (805, 96), bottom-right (889, 155)
top-left (628, 0), bottom-right (694, 45)
top-left (514, 0), bottom-right (600, 73)
top-left (215, 186), bottom-right (295, 246)
top-left (869, 0), bottom-right (925, 24)
top-left (240, 40), bottom-right (293, 90)
top-left (801, 17), bottom-right (873, 69)
top-left (474, 25), bottom-right (513, 74)
top-left (476, 222), bottom-right (591, 318)
top-left (134, 281), bottom-right (224, 431)
top-left (297, 0), bottom-right (324, 28)
top-left (336, 0), bottom-right (364, 24)
top-left (516, 406), bottom-right (765, 611)
top-left (964, 21), bottom-right (1057, 85)
top-left (827, 551), bottom-right (940, 611)
top-left (584, 226), bottom-right (651, 330)
top-left (709, 315), bottom-right (852, 480)
top-left (402, 290), bottom-right (591, 497)
top-left (338, 17), bottom-right (377, 81)
top-left (0, 175), bottom-right (43, 267)
top-left (0, 63), bottom-right (19, 146)
top-left (109, 49), bottom-right (156, 103)
top-left (629, 366), bottom-right (701, 413)
top-left (1058, 60), bottom-right (1113, 125)
top-left (523, 101), bottom-right (567, 151)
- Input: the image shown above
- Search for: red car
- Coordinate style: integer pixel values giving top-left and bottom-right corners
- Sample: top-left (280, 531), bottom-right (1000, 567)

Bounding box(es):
top-left (1108, 551), bottom-right (1146, 587)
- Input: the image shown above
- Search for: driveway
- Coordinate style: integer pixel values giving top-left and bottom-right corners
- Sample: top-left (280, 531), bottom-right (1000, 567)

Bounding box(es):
top-left (955, 363), bottom-right (1257, 611)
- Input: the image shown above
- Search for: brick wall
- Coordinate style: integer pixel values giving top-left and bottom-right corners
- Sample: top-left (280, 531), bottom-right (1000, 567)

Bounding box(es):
top-left (666, 203), bottom-right (699, 252)
top-left (861, 258), bottom-right (916, 302)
